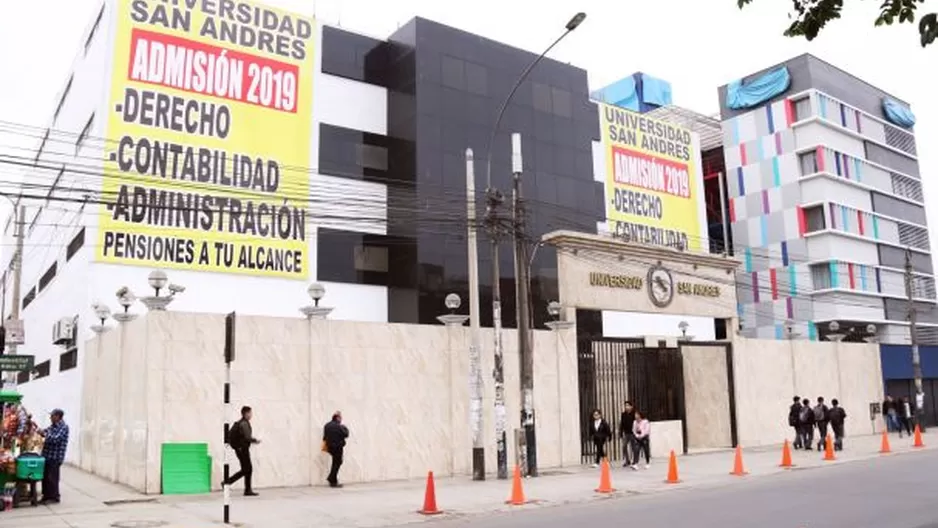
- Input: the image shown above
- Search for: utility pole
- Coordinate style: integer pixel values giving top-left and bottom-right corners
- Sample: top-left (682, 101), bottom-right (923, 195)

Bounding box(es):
top-left (485, 185), bottom-right (508, 480)
top-left (510, 133), bottom-right (537, 477)
top-left (904, 247), bottom-right (926, 431)
top-left (5, 205), bottom-right (25, 389)
top-left (465, 148), bottom-right (485, 481)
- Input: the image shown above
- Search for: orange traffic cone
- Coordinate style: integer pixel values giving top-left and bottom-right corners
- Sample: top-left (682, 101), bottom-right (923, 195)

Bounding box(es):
top-left (823, 434), bottom-right (836, 461)
top-left (729, 445), bottom-right (748, 476)
top-left (418, 471), bottom-right (443, 515)
top-left (595, 458), bottom-right (616, 493)
top-left (913, 424), bottom-right (925, 448)
top-left (505, 465), bottom-right (527, 505)
top-left (664, 450), bottom-right (681, 484)
top-left (880, 429), bottom-right (892, 454)
top-left (779, 439), bottom-right (794, 468)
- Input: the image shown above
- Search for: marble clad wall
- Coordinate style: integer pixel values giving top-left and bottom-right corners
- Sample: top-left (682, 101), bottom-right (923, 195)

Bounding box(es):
top-left (731, 336), bottom-right (884, 447)
top-left (649, 420), bottom-right (683, 458)
top-left (80, 311), bottom-right (580, 492)
top-left (682, 346), bottom-right (732, 450)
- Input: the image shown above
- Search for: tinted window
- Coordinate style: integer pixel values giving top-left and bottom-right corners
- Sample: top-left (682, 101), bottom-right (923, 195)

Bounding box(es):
top-left (872, 192), bottom-right (927, 226)
top-left (865, 142), bottom-right (919, 178)
top-left (879, 245), bottom-right (933, 274)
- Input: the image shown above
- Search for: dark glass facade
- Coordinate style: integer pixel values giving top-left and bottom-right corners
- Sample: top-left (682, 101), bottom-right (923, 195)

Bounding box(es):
top-left (319, 19), bottom-right (603, 328)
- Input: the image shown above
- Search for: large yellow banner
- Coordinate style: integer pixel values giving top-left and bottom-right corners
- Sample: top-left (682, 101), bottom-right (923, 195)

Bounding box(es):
top-left (599, 102), bottom-right (704, 252)
top-left (97, 0), bottom-right (314, 279)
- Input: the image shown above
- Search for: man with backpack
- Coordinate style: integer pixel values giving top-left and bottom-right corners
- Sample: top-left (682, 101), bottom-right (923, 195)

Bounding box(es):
top-left (223, 406), bottom-right (261, 496)
top-left (799, 398), bottom-right (815, 450)
top-left (829, 399), bottom-right (847, 451)
top-left (788, 396), bottom-right (803, 449)
top-left (814, 397), bottom-right (831, 451)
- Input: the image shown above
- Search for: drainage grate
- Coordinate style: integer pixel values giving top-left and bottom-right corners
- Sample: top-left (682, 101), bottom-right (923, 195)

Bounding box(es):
top-left (110, 521), bottom-right (168, 528)
top-left (104, 498), bottom-right (159, 506)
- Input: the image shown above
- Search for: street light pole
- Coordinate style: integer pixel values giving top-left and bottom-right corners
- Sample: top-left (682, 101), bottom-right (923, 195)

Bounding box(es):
top-left (480, 11), bottom-right (586, 480)
top-left (465, 148), bottom-right (485, 481)
top-left (5, 204), bottom-right (25, 389)
top-left (905, 247), bottom-right (926, 431)
top-left (510, 133), bottom-right (538, 477)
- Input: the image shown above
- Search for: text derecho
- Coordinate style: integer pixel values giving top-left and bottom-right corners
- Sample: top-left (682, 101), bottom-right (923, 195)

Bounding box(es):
top-left (98, 0), bottom-right (315, 278)
top-left (601, 103), bottom-right (700, 252)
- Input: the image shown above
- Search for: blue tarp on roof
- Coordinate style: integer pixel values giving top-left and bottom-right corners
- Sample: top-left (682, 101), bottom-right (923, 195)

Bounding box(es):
top-left (725, 67), bottom-right (791, 110)
top-left (882, 98), bottom-right (916, 128)
top-left (590, 76), bottom-right (639, 111)
top-left (640, 73), bottom-right (672, 107)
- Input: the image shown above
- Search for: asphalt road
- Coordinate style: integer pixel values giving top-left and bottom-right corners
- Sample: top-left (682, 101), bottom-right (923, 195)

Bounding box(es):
top-left (420, 449), bottom-right (938, 528)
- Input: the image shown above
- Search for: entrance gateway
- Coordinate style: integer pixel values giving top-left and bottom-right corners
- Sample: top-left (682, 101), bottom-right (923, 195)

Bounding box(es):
top-left (542, 231), bottom-right (741, 463)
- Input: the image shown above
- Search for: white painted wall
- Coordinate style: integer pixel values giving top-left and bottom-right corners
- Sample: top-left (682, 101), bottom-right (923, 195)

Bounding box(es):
top-left (801, 177), bottom-right (872, 212)
top-left (4, 15), bottom-right (393, 462)
top-left (794, 122), bottom-right (865, 159)
top-left (603, 310), bottom-right (716, 341)
top-left (806, 233), bottom-right (880, 265)
top-left (812, 291), bottom-right (885, 322)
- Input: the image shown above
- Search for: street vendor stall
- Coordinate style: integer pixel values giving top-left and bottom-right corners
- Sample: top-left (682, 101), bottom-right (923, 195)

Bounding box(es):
top-left (1, 391), bottom-right (44, 510)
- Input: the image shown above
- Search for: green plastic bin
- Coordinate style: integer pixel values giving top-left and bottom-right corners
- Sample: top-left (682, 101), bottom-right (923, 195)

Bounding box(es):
top-left (15, 456), bottom-right (45, 481)
top-left (161, 443), bottom-right (211, 495)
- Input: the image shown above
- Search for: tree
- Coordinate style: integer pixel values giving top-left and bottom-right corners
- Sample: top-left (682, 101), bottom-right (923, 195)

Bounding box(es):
top-left (737, 0), bottom-right (938, 47)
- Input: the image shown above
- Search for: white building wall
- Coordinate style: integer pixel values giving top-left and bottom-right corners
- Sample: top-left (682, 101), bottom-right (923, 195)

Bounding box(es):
top-left (812, 291), bottom-right (885, 322)
top-left (4, 13), bottom-right (393, 462)
top-left (806, 233), bottom-right (880, 265)
top-left (794, 122), bottom-right (865, 159)
top-left (801, 177), bottom-right (871, 212)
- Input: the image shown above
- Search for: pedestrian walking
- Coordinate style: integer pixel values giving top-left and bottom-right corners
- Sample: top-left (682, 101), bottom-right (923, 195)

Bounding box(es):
top-left (829, 399), bottom-right (847, 451)
top-left (800, 398), bottom-right (816, 450)
top-left (882, 395), bottom-right (899, 433)
top-left (323, 411), bottom-right (349, 488)
top-left (223, 406), bottom-right (260, 496)
top-left (39, 409), bottom-right (69, 504)
top-left (588, 408), bottom-right (612, 468)
top-left (619, 401), bottom-right (636, 468)
top-left (631, 410), bottom-right (651, 470)
top-left (814, 397), bottom-right (830, 451)
top-left (788, 396), bottom-right (803, 449)
top-left (898, 397), bottom-right (914, 437)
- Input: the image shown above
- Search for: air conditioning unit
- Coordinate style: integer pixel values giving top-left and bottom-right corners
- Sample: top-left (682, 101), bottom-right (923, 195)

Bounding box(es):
top-left (52, 318), bottom-right (75, 346)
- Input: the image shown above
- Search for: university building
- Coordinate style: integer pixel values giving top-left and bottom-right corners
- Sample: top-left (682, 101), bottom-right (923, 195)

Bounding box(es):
top-left (1, 1), bottom-right (936, 446)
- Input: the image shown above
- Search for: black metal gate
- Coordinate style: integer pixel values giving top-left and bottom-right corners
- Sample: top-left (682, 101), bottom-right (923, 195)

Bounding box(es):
top-left (577, 337), bottom-right (687, 464)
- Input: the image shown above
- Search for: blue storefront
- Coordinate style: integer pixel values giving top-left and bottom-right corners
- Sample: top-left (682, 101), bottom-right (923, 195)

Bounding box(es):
top-left (880, 344), bottom-right (938, 427)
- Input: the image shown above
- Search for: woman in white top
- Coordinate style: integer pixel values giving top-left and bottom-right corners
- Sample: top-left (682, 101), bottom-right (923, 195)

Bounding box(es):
top-left (631, 410), bottom-right (651, 470)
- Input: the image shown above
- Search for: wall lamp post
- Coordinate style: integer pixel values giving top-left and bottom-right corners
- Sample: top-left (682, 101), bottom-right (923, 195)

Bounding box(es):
top-left (678, 320), bottom-right (694, 341)
top-left (437, 293), bottom-right (470, 327)
top-left (91, 303), bottom-right (112, 334)
top-left (113, 287), bottom-right (138, 323)
top-left (827, 320), bottom-right (846, 342)
top-left (140, 270), bottom-right (185, 311)
top-left (545, 301), bottom-right (573, 331)
top-left (300, 282), bottom-right (333, 319)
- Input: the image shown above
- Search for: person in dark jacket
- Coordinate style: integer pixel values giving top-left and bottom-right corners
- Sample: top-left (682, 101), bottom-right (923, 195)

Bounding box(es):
top-left (619, 401), bottom-right (636, 467)
top-left (39, 409), bottom-right (69, 504)
top-left (898, 397), bottom-right (914, 437)
top-left (829, 399), bottom-right (847, 451)
top-left (814, 397), bottom-right (831, 451)
top-left (882, 395), bottom-right (899, 432)
top-left (800, 398), bottom-right (816, 450)
top-left (323, 411), bottom-right (350, 488)
top-left (223, 406), bottom-right (260, 496)
top-left (588, 408), bottom-right (612, 467)
top-left (788, 396), bottom-right (803, 449)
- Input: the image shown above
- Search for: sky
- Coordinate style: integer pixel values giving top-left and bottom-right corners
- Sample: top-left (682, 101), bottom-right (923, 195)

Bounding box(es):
top-left (0, 0), bottom-right (934, 337)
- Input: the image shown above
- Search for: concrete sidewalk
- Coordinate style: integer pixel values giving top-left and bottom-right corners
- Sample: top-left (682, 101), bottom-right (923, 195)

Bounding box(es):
top-left (4, 432), bottom-right (932, 528)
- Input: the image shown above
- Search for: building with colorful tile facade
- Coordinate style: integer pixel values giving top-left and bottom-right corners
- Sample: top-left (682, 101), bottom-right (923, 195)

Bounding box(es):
top-left (718, 54), bottom-right (935, 345)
